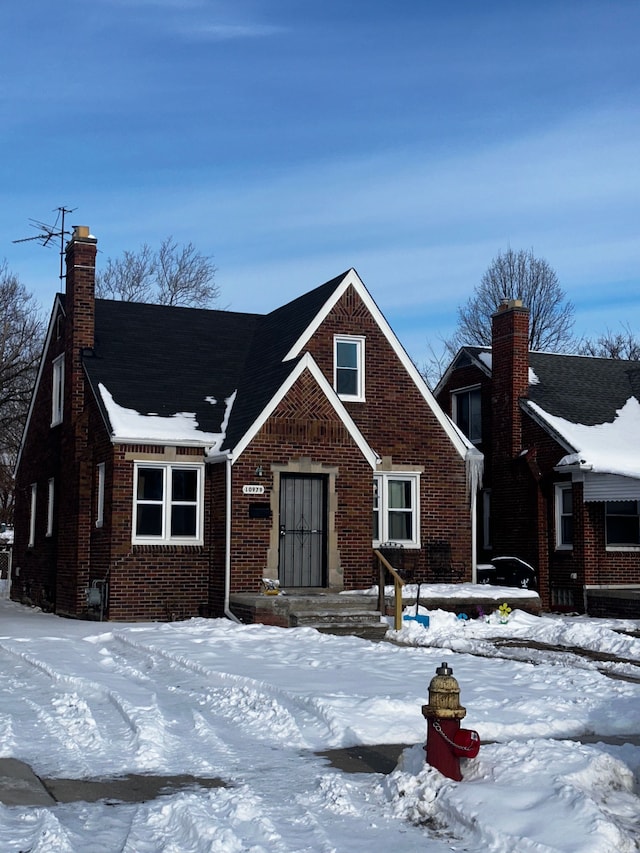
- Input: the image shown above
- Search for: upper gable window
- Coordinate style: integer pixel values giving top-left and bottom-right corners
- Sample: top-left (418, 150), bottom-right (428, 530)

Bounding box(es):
top-left (334, 336), bottom-right (365, 401)
top-left (452, 386), bottom-right (481, 443)
top-left (51, 354), bottom-right (64, 426)
top-left (133, 462), bottom-right (203, 545)
top-left (606, 500), bottom-right (640, 548)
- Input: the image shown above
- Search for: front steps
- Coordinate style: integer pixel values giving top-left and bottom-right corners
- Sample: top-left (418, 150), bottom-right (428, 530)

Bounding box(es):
top-left (229, 591), bottom-right (389, 641)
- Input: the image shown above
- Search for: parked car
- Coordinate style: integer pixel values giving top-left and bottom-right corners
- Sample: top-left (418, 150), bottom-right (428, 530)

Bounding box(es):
top-left (477, 556), bottom-right (538, 590)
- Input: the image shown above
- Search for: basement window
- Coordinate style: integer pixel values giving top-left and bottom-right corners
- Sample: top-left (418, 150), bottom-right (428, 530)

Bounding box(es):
top-left (133, 463), bottom-right (203, 545)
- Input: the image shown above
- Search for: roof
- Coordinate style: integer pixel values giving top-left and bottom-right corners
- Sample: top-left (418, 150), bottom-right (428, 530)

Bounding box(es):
top-left (448, 346), bottom-right (640, 479)
top-left (79, 269), bottom-right (470, 463)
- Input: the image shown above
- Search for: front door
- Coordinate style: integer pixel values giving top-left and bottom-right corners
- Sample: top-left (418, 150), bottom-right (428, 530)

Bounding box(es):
top-left (278, 474), bottom-right (327, 587)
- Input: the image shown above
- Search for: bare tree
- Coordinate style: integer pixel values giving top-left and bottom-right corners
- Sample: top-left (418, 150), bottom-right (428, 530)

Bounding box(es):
top-left (0, 262), bottom-right (44, 523)
top-left (96, 237), bottom-right (219, 308)
top-left (578, 323), bottom-right (640, 360)
top-left (450, 248), bottom-right (575, 352)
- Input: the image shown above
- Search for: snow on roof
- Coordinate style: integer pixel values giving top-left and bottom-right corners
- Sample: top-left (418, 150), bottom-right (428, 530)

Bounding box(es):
top-left (99, 383), bottom-right (235, 450)
top-left (529, 396), bottom-right (640, 479)
top-left (476, 351), bottom-right (539, 384)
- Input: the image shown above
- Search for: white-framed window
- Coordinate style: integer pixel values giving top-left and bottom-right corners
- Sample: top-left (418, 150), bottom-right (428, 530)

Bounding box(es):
top-left (96, 463), bottom-right (105, 529)
top-left (46, 478), bottom-right (54, 537)
top-left (373, 473), bottom-right (420, 547)
top-left (334, 335), bottom-right (365, 401)
top-left (555, 484), bottom-right (573, 549)
top-left (51, 354), bottom-right (64, 426)
top-left (28, 483), bottom-right (37, 547)
top-left (606, 500), bottom-right (640, 548)
top-left (133, 462), bottom-right (204, 545)
top-left (452, 386), bottom-right (482, 443)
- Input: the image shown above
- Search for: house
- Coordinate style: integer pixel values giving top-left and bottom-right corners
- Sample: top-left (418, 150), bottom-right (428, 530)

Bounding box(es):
top-left (13, 225), bottom-right (480, 624)
top-left (435, 298), bottom-right (640, 617)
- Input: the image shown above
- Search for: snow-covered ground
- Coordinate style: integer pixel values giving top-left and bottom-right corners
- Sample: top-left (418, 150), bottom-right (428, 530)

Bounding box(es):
top-left (0, 596), bottom-right (638, 852)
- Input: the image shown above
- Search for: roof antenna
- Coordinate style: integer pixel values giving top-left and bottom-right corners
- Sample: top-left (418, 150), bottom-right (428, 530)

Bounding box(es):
top-left (13, 206), bottom-right (77, 287)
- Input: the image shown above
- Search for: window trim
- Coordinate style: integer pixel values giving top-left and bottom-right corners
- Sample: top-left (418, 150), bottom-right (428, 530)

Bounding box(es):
top-left (452, 385), bottom-right (482, 443)
top-left (333, 335), bottom-right (365, 402)
top-left (46, 478), bottom-right (54, 538)
top-left (555, 483), bottom-right (574, 550)
top-left (605, 500), bottom-right (640, 550)
top-left (51, 354), bottom-right (65, 427)
top-left (132, 462), bottom-right (204, 546)
top-left (96, 463), bottom-right (105, 529)
top-left (372, 472), bottom-right (420, 549)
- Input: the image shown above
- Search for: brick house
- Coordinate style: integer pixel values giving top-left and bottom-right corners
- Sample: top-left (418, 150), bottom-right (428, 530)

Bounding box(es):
top-left (435, 299), bottom-right (640, 617)
top-left (13, 226), bottom-right (480, 623)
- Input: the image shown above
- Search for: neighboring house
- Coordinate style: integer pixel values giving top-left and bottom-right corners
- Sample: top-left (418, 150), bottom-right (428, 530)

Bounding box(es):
top-left (435, 298), bottom-right (640, 617)
top-left (13, 226), bottom-right (480, 623)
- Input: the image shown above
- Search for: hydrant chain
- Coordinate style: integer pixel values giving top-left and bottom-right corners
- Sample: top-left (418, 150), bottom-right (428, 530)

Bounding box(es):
top-left (433, 720), bottom-right (476, 752)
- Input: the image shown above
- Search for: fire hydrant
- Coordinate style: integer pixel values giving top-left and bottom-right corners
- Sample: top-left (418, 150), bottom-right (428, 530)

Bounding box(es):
top-left (422, 662), bottom-right (480, 781)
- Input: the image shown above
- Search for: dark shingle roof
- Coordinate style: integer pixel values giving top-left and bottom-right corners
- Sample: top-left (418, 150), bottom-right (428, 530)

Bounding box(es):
top-left (461, 345), bottom-right (640, 426)
top-left (83, 272), bottom-right (351, 450)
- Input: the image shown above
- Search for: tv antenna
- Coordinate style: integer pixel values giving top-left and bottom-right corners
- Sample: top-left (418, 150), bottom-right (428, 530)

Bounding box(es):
top-left (13, 206), bottom-right (77, 284)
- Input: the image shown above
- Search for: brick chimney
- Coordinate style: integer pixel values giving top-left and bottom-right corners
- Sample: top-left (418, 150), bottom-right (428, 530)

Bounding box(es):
top-left (64, 225), bottom-right (97, 422)
top-left (491, 299), bottom-right (529, 459)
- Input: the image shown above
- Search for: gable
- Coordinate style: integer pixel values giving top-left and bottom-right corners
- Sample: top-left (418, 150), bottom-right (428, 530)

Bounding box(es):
top-left (282, 269), bottom-right (471, 460)
top-left (220, 353), bottom-right (379, 468)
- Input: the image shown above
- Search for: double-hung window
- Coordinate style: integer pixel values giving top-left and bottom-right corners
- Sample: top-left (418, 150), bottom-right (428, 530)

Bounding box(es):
top-left (606, 500), bottom-right (640, 547)
top-left (133, 463), bottom-right (203, 545)
top-left (51, 355), bottom-right (64, 426)
top-left (334, 336), bottom-right (365, 401)
top-left (373, 473), bottom-right (420, 547)
top-left (452, 386), bottom-right (481, 443)
top-left (555, 484), bottom-right (573, 549)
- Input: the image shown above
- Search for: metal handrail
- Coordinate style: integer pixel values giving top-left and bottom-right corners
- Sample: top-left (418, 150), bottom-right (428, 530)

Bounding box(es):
top-left (373, 549), bottom-right (405, 630)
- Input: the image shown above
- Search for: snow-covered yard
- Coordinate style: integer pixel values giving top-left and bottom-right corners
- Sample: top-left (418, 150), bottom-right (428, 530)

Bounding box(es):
top-left (0, 596), bottom-right (638, 852)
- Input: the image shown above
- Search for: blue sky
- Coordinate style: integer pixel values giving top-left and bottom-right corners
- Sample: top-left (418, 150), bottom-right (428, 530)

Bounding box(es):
top-left (2, 0), bottom-right (639, 363)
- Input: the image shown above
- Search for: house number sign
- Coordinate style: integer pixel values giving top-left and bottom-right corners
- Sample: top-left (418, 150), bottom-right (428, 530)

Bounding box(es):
top-left (242, 484), bottom-right (265, 495)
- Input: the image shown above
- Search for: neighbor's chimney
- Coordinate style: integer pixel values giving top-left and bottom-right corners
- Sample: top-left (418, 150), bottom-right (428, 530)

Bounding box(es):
top-left (491, 298), bottom-right (529, 459)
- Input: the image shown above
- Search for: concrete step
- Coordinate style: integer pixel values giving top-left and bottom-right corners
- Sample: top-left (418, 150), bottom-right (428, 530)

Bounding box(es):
top-left (290, 609), bottom-right (381, 627)
top-left (311, 621), bottom-right (389, 641)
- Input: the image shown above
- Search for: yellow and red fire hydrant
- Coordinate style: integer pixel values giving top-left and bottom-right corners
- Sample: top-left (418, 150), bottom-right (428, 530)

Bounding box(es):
top-left (422, 662), bottom-right (480, 781)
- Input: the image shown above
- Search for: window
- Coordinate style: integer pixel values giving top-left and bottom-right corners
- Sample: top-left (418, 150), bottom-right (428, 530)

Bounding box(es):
top-left (606, 500), bottom-right (640, 547)
top-left (133, 463), bottom-right (203, 544)
top-left (96, 463), bottom-right (105, 529)
top-left (28, 483), bottom-right (37, 547)
top-left (373, 473), bottom-right (420, 547)
top-left (51, 355), bottom-right (64, 426)
top-left (555, 484), bottom-right (573, 549)
top-left (46, 478), bottom-right (54, 537)
top-left (334, 336), bottom-right (365, 401)
top-left (452, 386), bottom-right (481, 443)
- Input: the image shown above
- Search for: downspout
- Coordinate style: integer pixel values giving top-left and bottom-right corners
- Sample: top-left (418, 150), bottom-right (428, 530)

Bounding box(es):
top-left (470, 486), bottom-right (477, 585)
top-left (223, 453), bottom-right (240, 623)
top-left (466, 448), bottom-right (483, 585)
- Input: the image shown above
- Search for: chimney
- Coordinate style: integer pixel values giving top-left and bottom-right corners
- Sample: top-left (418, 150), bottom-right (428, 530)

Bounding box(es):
top-left (491, 298), bottom-right (529, 458)
top-left (64, 226), bottom-right (97, 422)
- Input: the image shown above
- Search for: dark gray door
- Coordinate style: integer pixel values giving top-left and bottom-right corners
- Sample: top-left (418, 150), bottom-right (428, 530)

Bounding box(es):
top-left (278, 475), bottom-right (327, 587)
